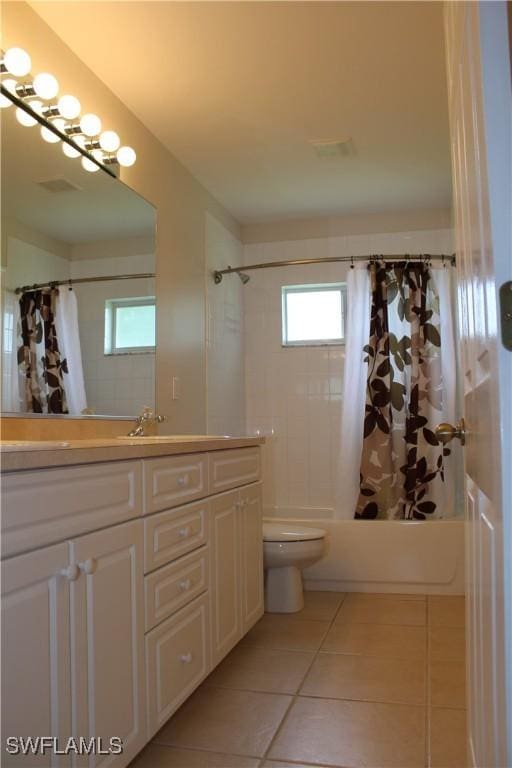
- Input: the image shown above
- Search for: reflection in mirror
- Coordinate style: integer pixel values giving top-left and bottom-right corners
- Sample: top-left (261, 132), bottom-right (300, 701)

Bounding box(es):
top-left (1, 97), bottom-right (156, 418)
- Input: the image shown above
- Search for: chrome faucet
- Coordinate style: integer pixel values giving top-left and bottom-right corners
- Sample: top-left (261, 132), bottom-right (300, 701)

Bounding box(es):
top-left (128, 407), bottom-right (166, 437)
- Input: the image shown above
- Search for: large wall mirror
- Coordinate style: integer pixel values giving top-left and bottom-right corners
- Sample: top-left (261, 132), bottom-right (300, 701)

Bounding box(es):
top-left (1, 100), bottom-right (156, 418)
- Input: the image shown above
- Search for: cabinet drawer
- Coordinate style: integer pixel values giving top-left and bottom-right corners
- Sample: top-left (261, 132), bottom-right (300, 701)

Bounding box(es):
top-left (143, 453), bottom-right (208, 514)
top-left (208, 448), bottom-right (261, 494)
top-left (145, 547), bottom-right (209, 632)
top-left (146, 593), bottom-right (209, 738)
top-left (1, 461), bottom-right (142, 558)
top-left (144, 499), bottom-right (208, 573)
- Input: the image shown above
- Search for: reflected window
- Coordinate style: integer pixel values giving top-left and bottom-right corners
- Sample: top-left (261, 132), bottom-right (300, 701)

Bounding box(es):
top-left (104, 297), bottom-right (156, 354)
top-left (281, 283), bottom-right (347, 346)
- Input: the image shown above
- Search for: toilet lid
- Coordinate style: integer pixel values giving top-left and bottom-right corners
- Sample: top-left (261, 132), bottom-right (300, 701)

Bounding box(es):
top-left (263, 523), bottom-right (326, 542)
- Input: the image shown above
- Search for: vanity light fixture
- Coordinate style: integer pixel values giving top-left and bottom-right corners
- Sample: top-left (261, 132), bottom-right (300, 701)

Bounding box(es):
top-left (0, 46), bottom-right (137, 172)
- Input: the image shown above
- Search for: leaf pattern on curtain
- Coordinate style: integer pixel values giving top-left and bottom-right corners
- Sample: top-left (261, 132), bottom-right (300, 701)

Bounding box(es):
top-left (355, 260), bottom-right (449, 520)
top-left (17, 289), bottom-right (69, 414)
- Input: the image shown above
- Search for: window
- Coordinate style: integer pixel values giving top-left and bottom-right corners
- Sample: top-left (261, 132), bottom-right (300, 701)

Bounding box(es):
top-left (281, 283), bottom-right (347, 346)
top-left (104, 297), bottom-right (156, 354)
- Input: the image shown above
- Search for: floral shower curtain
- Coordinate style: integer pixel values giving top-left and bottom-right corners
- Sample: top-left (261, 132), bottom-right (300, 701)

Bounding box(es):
top-left (18, 288), bottom-right (69, 414)
top-left (355, 260), bottom-right (450, 520)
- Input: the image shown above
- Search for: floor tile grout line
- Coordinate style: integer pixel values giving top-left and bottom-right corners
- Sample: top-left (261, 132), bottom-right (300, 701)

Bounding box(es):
top-left (259, 593), bottom-right (348, 766)
top-left (203, 680), bottom-right (429, 708)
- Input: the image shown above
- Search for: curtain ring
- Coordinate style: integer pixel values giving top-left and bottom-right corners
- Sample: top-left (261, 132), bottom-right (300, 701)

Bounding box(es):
top-left (68, 279), bottom-right (73, 291)
top-left (442, 254), bottom-right (446, 268)
top-left (350, 256), bottom-right (354, 269)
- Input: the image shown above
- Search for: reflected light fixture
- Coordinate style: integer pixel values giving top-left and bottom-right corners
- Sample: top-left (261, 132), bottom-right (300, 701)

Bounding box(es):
top-left (1, 46), bottom-right (137, 172)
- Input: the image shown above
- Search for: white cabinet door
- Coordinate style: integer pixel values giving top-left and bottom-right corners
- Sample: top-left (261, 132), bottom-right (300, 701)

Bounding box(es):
top-left (69, 520), bottom-right (145, 768)
top-left (239, 483), bottom-right (264, 634)
top-left (145, 593), bottom-right (209, 738)
top-left (1, 543), bottom-right (71, 768)
top-left (209, 491), bottom-right (242, 666)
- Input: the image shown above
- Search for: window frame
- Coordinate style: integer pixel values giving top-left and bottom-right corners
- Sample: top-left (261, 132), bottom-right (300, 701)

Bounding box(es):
top-left (104, 296), bottom-right (156, 356)
top-left (281, 282), bottom-right (347, 347)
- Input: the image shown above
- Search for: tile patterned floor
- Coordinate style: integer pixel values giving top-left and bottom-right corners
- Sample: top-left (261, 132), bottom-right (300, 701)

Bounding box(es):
top-left (130, 592), bottom-right (467, 768)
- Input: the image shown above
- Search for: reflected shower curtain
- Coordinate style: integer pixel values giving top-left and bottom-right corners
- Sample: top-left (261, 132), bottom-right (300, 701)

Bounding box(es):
top-left (55, 288), bottom-right (87, 415)
top-left (18, 287), bottom-right (87, 415)
top-left (18, 288), bottom-right (69, 414)
top-left (337, 261), bottom-right (458, 520)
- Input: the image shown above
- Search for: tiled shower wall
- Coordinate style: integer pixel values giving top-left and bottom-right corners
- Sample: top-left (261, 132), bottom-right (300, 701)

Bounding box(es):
top-left (206, 213), bottom-right (245, 436)
top-left (243, 228), bottom-right (454, 517)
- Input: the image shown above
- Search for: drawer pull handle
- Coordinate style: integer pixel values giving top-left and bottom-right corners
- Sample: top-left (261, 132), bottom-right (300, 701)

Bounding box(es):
top-left (61, 564), bottom-right (80, 581)
top-left (80, 558), bottom-right (98, 576)
top-left (177, 475), bottom-right (189, 487)
top-left (178, 527), bottom-right (190, 538)
top-left (180, 579), bottom-right (192, 591)
top-left (180, 652), bottom-right (193, 664)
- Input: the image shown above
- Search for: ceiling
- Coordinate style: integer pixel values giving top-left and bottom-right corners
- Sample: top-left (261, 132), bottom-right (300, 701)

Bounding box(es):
top-left (2, 102), bottom-right (155, 245)
top-left (31, 1), bottom-right (452, 224)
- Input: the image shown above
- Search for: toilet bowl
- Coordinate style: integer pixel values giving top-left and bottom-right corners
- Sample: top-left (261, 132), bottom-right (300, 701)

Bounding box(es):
top-left (263, 522), bottom-right (327, 613)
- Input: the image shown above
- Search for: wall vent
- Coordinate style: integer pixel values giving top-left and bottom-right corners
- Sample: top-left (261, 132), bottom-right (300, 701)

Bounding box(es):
top-left (309, 137), bottom-right (356, 158)
top-left (36, 177), bottom-right (82, 193)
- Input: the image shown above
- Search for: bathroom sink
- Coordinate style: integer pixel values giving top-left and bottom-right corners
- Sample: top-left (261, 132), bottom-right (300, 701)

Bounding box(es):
top-left (116, 435), bottom-right (231, 441)
top-left (0, 440), bottom-right (71, 451)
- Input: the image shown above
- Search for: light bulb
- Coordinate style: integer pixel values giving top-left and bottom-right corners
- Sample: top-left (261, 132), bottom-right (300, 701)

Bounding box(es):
top-left (0, 79), bottom-right (17, 108)
top-left (57, 94), bottom-right (81, 120)
top-left (27, 99), bottom-right (43, 115)
top-left (99, 130), bottom-right (120, 152)
top-left (3, 47), bottom-right (31, 77)
top-left (117, 146), bottom-right (136, 167)
top-left (15, 106), bottom-right (37, 127)
top-left (41, 126), bottom-right (60, 143)
top-left (33, 72), bottom-right (59, 100)
top-left (80, 113), bottom-right (101, 137)
top-left (81, 156), bottom-right (99, 173)
top-left (63, 136), bottom-right (84, 159)
top-left (63, 141), bottom-right (81, 159)
top-left (41, 119), bottom-right (65, 143)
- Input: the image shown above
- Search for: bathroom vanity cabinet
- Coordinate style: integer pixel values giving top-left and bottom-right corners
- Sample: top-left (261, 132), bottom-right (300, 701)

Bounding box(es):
top-left (1, 441), bottom-right (263, 768)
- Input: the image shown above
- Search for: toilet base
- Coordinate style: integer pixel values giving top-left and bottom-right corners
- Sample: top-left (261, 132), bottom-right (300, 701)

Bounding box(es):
top-left (264, 566), bottom-right (304, 613)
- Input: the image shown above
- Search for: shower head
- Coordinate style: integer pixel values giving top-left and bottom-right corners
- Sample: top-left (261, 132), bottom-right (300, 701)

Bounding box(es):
top-left (237, 272), bottom-right (250, 285)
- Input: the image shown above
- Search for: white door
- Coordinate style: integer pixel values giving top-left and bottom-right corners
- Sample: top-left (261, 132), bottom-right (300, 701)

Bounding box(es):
top-left (240, 483), bottom-right (264, 634)
top-left (1, 543), bottom-right (72, 768)
top-left (69, 520), bottom-right (145, 768)
top-left (444, 2), bottom-right (512, 766)
top-left (209, 490), bottom-right (241, 666)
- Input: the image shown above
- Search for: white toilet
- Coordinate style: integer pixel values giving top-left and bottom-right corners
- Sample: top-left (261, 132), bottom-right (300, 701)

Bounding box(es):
top-left (263, 522), bottom-right (327, 613)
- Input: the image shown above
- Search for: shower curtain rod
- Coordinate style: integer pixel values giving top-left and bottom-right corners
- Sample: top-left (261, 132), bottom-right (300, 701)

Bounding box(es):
top-left (213, 253), bottom-right (456, 284)
top-left (14, 272), bottom-right (155, 295)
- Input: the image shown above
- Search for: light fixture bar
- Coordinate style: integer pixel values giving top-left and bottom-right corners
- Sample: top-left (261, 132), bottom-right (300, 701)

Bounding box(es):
top-left (0, 84), bottom-right (116, 178)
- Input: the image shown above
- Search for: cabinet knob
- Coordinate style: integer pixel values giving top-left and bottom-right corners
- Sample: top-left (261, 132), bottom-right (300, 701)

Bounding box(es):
top-left (178, 527), bottom-right (190, 539)
top-left (61, 564), bottom-right (80, 581)
top-left (180, 652), bottom-right (193, 664)
top-left (80, 558), bottom-right (98, 576)
top-left (180, 579), bottom-right (192, 591)
top-left (177, 474), bottom-right (189, 487)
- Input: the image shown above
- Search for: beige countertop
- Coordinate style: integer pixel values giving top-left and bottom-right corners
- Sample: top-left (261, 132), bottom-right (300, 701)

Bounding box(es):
top-left (0, 436), bottom-right (265, 473)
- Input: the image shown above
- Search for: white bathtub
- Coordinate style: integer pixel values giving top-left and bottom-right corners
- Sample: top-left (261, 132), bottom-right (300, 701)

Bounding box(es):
top-left (267, 516), bottom-right (465, 595)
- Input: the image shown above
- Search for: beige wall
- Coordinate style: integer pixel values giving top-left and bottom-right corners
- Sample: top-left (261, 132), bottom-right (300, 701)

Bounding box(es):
top-left (2, 1), bottom-right (240, 433)
top-left (241, 208), bottom-right (452, 244)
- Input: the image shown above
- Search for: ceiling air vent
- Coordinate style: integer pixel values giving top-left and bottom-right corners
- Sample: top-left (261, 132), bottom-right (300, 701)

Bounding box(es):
top-left (36, 177), bottom-right (82, 193)
top-left (310, 137), bottom-right (355, 158)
